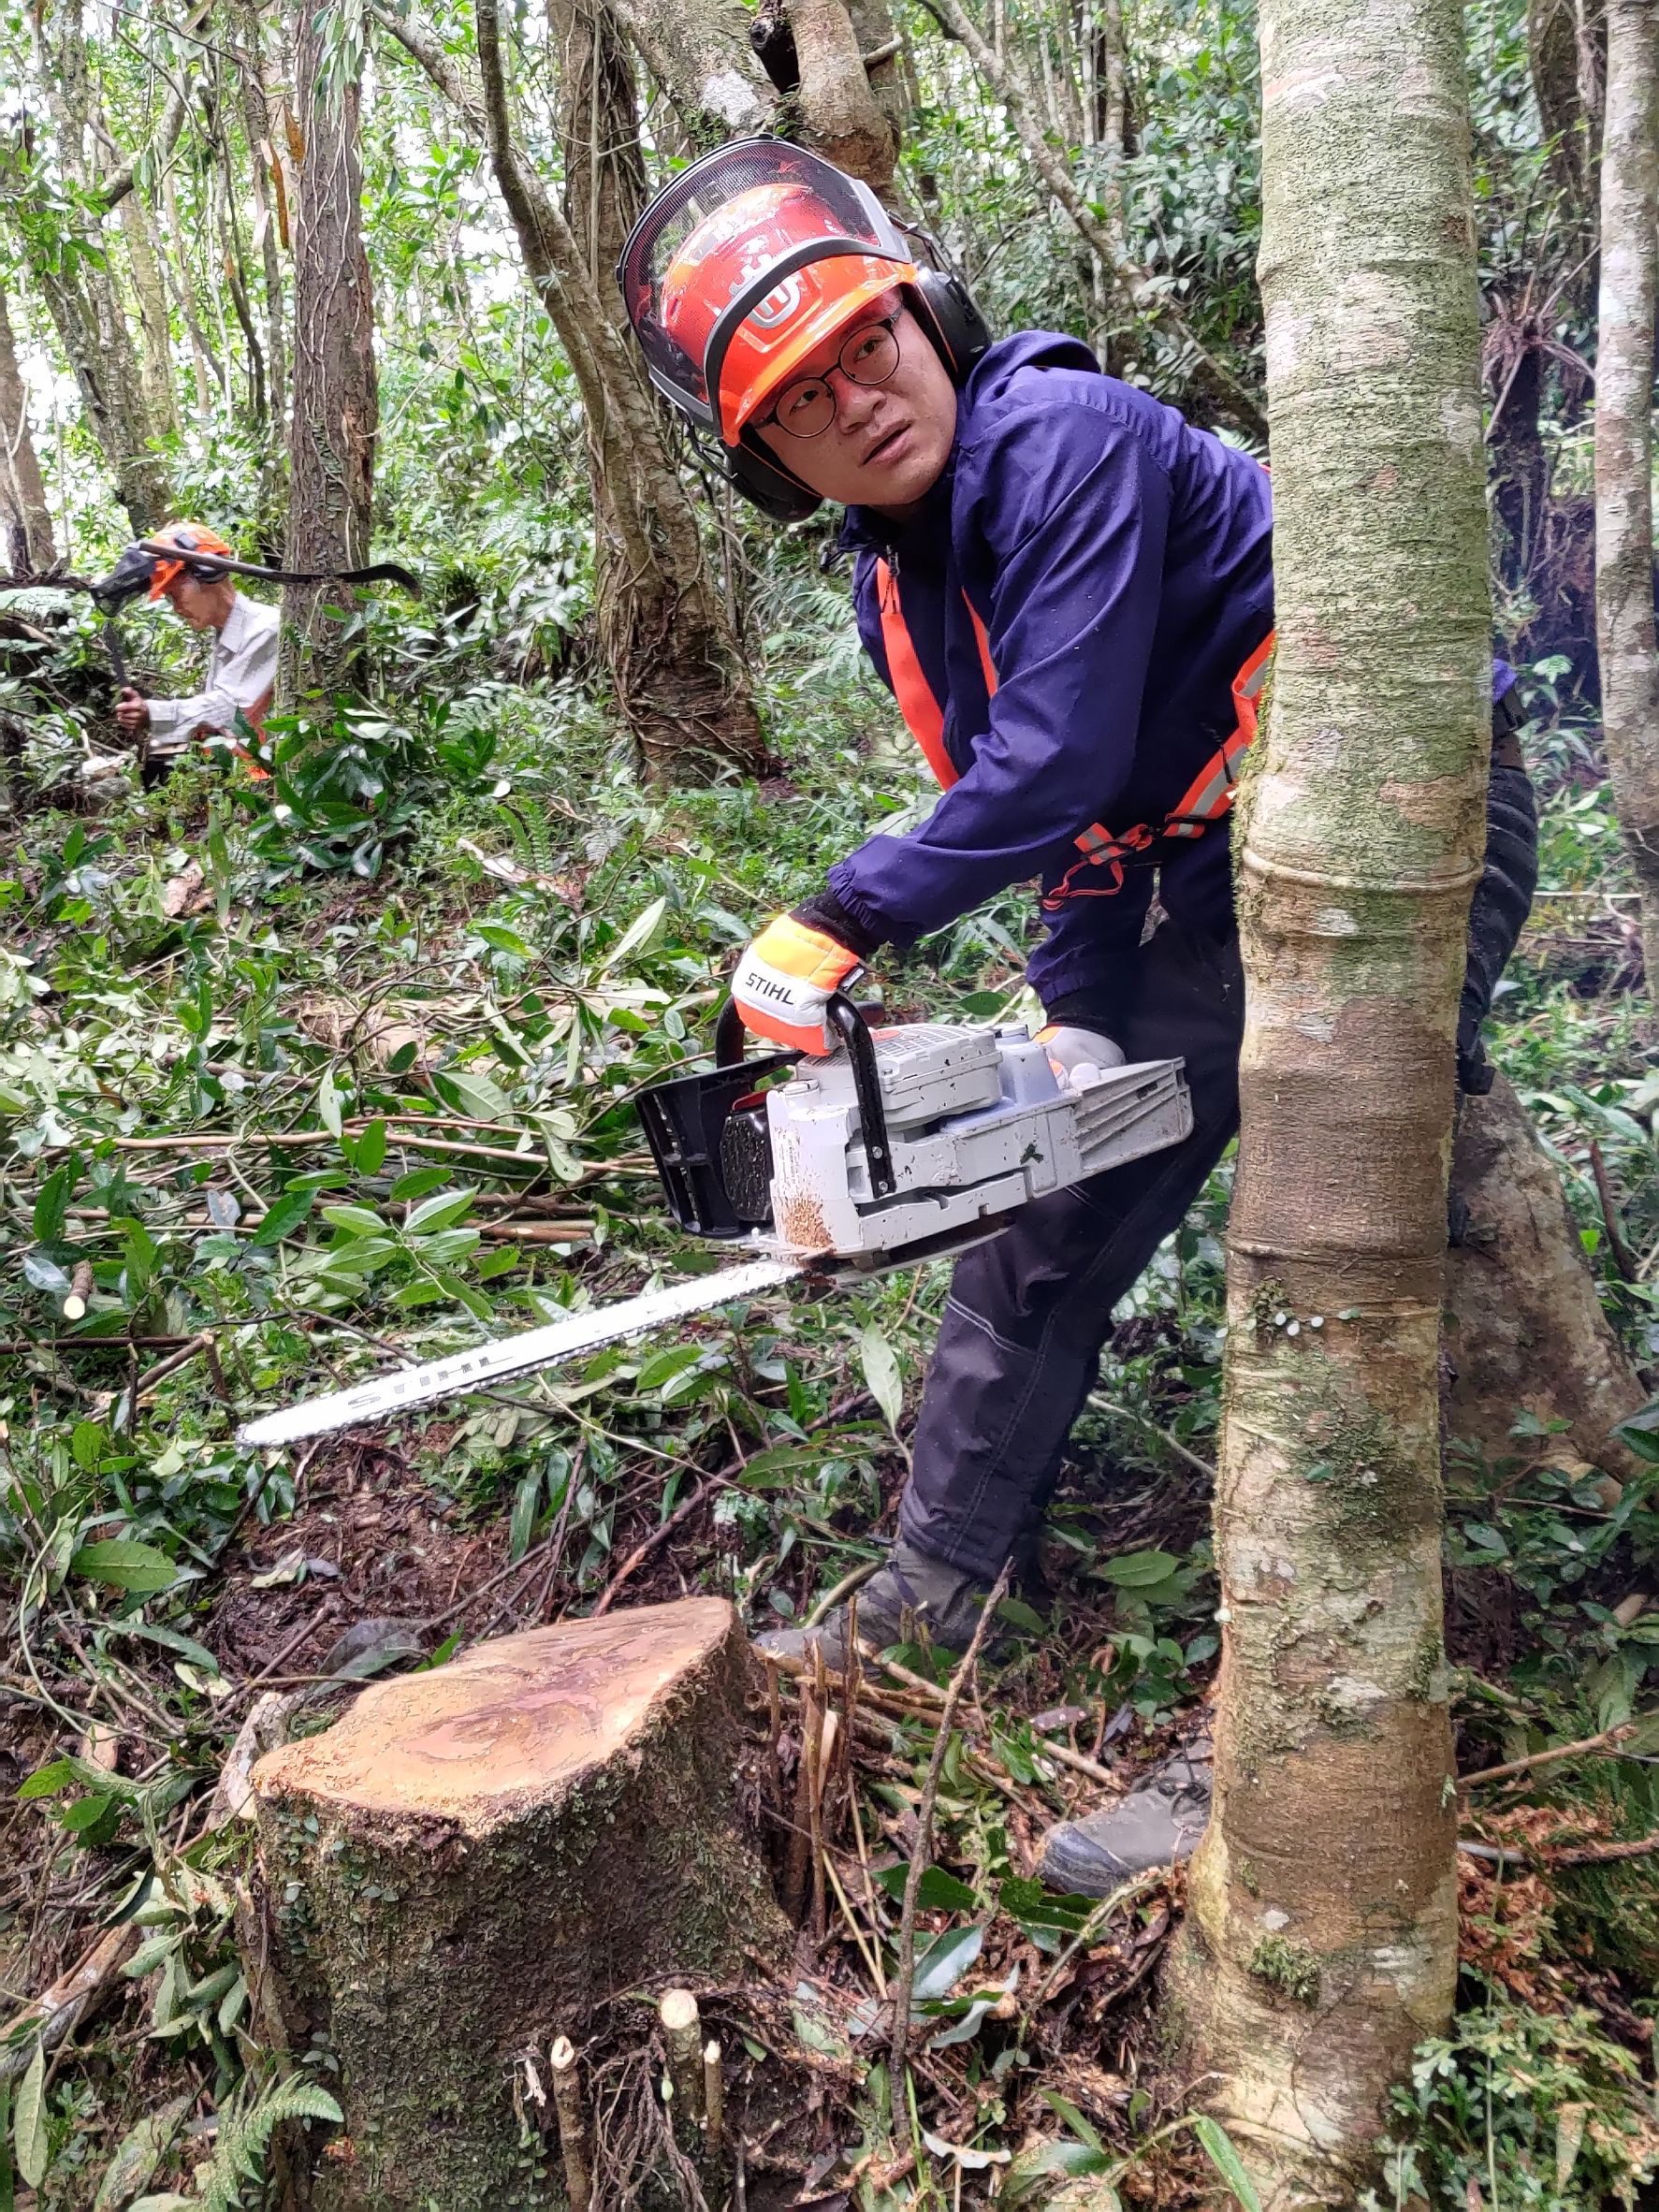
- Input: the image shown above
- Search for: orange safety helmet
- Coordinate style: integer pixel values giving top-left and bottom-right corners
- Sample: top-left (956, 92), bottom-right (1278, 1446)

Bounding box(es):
top-left (145, 521), bottom-right (237, 600)
top-left (657, 178), bottom-right (917, 442)
top-left (620, 142), bottom-right (990, 514)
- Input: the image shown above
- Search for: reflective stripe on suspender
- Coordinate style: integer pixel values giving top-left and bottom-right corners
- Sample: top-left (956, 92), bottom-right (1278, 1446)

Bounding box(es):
top-left (872, 554), bottom-right (1273, 906)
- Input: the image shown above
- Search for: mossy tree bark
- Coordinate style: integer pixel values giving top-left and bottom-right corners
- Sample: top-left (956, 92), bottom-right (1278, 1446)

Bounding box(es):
top-left (1168, 0), bottom-right (1489, 2199)
top-left (1445, 1072), bottom-right (1648, 1486)
top-left (377, 0), bottom-right (767, 782)
top-left (246, 1598), bottom-right (787, 2212)
top-left (1593, 0), bottom-right (1659, 989)
top-left (280, 0), bottom-right (378, 707)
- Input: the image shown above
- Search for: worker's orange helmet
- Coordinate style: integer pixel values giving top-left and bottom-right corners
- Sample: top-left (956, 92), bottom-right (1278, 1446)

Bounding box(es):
top-left (619, 142), bottom-right (919, 444)
top-left (145, 521), bottom-right (236, 600)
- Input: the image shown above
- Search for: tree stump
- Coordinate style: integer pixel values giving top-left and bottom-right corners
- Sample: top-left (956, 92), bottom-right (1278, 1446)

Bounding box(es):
top-left (1445, 1072), bottom-right (1648, 1482)
top-left (247, 1596), bottom-right (788, 2211)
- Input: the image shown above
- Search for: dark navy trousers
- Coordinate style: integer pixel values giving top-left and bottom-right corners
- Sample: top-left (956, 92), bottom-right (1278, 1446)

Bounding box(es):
top-left (896, 761), bottom-right (1538, 1583)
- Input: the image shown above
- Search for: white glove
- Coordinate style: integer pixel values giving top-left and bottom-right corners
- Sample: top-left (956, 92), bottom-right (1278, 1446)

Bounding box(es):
top-left (1035, 1024), bottom-right (1127, 1091)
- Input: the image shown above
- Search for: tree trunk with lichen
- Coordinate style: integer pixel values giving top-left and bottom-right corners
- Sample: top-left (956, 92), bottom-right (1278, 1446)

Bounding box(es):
top-left (1166, 0), bottom-right (1488, 2200)
top-left (546, 0), bottom-right (769, 781)
top-left (0, 288), bottom-right (55, 573)
top-left (1594, 0), bottom-right (1659, 991)
top-left (246, 1599), bottom-right (788, 2212)
top-left (1446, 1072), bottom-right (1648, 1485)
top-left (281, 0), bottom-right (377, 708)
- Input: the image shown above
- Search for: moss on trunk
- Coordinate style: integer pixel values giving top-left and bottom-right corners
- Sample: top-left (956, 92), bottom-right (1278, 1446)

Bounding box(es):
top-left (247, 1600), bottom-right (789, 2212)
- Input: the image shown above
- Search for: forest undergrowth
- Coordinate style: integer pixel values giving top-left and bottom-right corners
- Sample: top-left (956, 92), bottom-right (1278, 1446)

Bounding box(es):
top-left (4, 560), bottom-right (1659, 2210)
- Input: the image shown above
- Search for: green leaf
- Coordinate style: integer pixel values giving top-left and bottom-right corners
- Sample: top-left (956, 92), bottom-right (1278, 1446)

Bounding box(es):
top-left (1096, 1548), bottom-right (1182, 1588)
top-left (474, 922), bottom-right (534, 959)
top-left (60, 1792), bottom-right (115, 1833)
top-left (22, 1252), bottom-right (70, 1295)
top-left (17, 1758), bottom-right (75, 1801)
top-left (356, 1118), bottom-right (387, 1176)
top-left (859, 1324), bottom-right (904, 1433)
top-left (106, 1620), bottom-right (222, 1680)
top-left (1000, 2141), bottom-right (1114, 2208)
top-left (1189, 2115), bottom-right (1263, 2211)
top-left (601, 893), bottom-right (666, 971)
top-left (71, 1419), bottom-right (106, 1472)
top-left (433, 1068), bottom-right (514, 1123)
top-left (1041, 2090), bottom-right (1104, 2153)
top-left (635, 1345), bottom-right (705, 1393)
top-left (404, 1188), bottom-right (476, 1234)
top-left (33, 1165), bottom-right (71, 1245)
top-left (322, 1204), bottom-right (386, 1238)
top-left (92, 2092), bottom-right (192, 2212)
top-left (910, 1921), bottom-right (983, 2001)
top-left (874, 1863), bottom-right (980, 1913)
top-left (508, 1472), bottom-right (541, 1563)
top-left (389, 1165), bottom-right (449, 1201)
top-left (13, 2041), bottom-right (46, 2190)
top-left (250, 1187), bottom-right (316, 1248)
top-left (317, 1067), bottom-right (344, 1138)
top-left (997, 1594), bottom-right (1048, 1635)
top-left (70, 1539), bottom-right (179, 1594)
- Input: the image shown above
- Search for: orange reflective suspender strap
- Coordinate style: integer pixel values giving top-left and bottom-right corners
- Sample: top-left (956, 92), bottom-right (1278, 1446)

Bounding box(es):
top-left (1041, 626), bottom-right (1276, 908)
top-left (875, 558), bottom-right (959, 792)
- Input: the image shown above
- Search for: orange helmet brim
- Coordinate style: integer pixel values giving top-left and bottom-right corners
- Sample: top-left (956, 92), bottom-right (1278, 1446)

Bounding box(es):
top-left (720, 257), bottom-right (918, 441)
top-left (147, 560), bottom-right (184, 601)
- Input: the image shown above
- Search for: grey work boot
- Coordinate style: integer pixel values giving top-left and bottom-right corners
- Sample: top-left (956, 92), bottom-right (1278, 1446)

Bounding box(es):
top-left (1038, 1726), bottom-right (1213, 1896)
top-left (753, 1540), bottom-right (995, 1669)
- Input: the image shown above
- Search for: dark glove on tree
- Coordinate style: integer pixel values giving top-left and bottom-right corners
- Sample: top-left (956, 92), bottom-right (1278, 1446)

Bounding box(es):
top-left (1457, 761), bottom-right (1538, 1095)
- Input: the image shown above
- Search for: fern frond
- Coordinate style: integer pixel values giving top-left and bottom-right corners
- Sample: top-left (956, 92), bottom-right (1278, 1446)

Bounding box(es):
top-left (195, 2077), bottom-right (343, 2212)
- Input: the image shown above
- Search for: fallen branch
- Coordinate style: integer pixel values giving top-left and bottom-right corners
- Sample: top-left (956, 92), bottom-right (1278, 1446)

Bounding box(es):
top-left (1460, 1720), bottom-right (1637, 1791)
top-left (1550, 1829), bottom-right (1659, 1868)
top-left (0, 1924), bottom-right (138, 2083)
top-left (887, 1561), bottom-right (1010, 2088)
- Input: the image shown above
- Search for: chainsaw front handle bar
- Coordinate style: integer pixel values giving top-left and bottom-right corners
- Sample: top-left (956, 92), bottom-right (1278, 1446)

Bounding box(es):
top-left (716, 990), bottom-right (896, 1201)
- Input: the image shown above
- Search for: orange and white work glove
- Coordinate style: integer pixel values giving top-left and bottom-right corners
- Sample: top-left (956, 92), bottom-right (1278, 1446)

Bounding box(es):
top-left (733, 911), bottom-right (866, 1055)
top-left (1035, 1023), bottom-right (1127, 1091)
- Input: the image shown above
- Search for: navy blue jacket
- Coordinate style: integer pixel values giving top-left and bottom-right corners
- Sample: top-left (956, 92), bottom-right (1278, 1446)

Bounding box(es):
top-left (826, 332), bottom-right (1275, 1012)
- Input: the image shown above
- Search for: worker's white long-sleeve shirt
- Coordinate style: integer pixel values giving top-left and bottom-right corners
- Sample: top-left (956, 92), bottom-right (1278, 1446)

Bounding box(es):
top-left (144, 593), bottom-right (280, 742)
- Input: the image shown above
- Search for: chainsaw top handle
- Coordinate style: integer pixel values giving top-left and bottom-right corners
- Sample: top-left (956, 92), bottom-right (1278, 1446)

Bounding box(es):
top-left (715, 992), bottom-right (896, 1201)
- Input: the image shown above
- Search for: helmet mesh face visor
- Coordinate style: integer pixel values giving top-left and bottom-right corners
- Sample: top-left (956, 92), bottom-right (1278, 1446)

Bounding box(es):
top-left (619, 140), bottom-right (912, 433)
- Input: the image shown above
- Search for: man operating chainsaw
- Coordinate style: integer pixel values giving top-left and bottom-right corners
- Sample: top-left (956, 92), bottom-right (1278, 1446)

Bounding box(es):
top-left (619, 141), bottom-right (1536, 1892)
top-left (109, 522), bottom-right (277, 773)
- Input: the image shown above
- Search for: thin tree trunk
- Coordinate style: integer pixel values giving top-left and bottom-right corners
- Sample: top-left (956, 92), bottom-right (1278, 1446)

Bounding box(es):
top-left (785, 0), bottom-right (897, 188)
top-left (116, 188), bottom-right (180, 440)
top-left (281, 0), bottom-right (378, 706)
top-left (0, 289), bottom-right (57, 572)
top-left (1168, 0), bottom-right (1489, 2199)
top-left (598, 0), bottom-right (779, 143)
top-left (379, 0), bottom-right (766, 779)
top-left (1594, 0), bottom-right (1659, 988)
top-left (159, 167), bottom-right (220, 420)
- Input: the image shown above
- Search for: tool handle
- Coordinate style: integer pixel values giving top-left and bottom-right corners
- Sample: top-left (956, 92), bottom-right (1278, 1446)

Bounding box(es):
top-left (713, 993), bottom-right (895, 1201)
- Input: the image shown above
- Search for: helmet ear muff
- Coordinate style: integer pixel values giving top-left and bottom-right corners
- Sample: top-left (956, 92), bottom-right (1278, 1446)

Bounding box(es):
top-left (907, 268), bottom-right (992, 382)
top-left (726, 438), bottom-right (823, 523)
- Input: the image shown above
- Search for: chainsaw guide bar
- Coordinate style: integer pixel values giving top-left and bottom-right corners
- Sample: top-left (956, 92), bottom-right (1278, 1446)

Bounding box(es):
top-left (235, 1255), bottom-right (806, 1450)
top-left (237, 997), bottom-right (1192, 1454)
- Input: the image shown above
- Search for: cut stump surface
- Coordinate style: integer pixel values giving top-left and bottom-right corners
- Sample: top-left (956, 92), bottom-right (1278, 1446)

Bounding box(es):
top-left (247, 1595), bottom-right (787, 2212)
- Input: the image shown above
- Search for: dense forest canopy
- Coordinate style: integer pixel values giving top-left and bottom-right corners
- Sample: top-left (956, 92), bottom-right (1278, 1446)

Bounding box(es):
top-left (2, 0), bottom-right (1659, 2205)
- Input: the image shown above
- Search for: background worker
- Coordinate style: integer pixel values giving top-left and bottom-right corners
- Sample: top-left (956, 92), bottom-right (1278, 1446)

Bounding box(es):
top-left (110, 521), bottom-right (277, 770)
top-left (620, 142), bottom-right (1537, 1892)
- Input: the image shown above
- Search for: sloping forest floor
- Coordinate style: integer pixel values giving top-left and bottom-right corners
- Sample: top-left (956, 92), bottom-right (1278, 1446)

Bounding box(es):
top-left (6, 574), bottom-right (1659, 2212)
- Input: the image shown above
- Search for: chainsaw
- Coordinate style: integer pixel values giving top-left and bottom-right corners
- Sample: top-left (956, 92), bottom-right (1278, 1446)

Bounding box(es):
top-left (236, 999), bottom-right (1190, 1448)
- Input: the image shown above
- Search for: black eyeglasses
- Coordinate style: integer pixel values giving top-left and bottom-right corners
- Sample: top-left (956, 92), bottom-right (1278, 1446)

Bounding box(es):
top-left (759, 315), bottom-right (902, 440)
